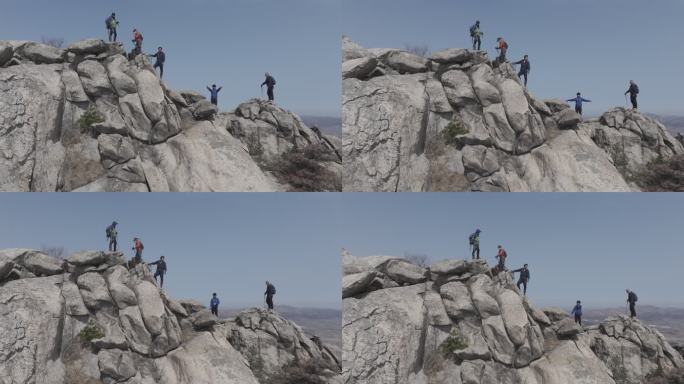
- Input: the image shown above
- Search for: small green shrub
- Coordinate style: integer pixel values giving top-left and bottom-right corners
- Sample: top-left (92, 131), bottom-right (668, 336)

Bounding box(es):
top-left (77, 107), bottom-right (104, 134)
top-left (440, 328), bottom-right (468, 356)
top-left (266, 144), bottom-right (341, 192)
top-left (246, 133), bottom-right (264, 159)
top-left (644, 367), bottom-right (684, 384)
top-left (79, 319), bottom-right (104, 345)
top-left (442, 119), bottom-right (469, 146)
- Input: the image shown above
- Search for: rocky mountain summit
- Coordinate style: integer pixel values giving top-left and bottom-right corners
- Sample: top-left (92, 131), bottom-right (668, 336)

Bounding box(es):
top-left (0, 39), bottom-right (340, 191)
top-left (342, 250), bottom-right (683, 384)
top-left (342, 37), bottom-right (684, 191)
top-left (0, 248), bottom-right (341, 383)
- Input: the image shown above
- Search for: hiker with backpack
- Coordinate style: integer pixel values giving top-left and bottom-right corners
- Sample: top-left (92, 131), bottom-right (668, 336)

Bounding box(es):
top-left (261, 73), bottom-right (276, 102)
top-left (131, 237), bottom-right (144, 266)
top-left (469, 20), bottom-right (483, 51)
top-left (207, 84), bottom-right (223, 106)
top-left (149, 255), bottom-right (167, 288)
top-left (571, 300), bottom-right (583, 325)
top-left (513, 55), bottom-right (531, 87)
top-left (512, 264), bottom-right (530, 295)
top-left (469, 229), bottom-right (482, 260)
top-left (106, 221), bottom-right (118, 251)
top-left (496, 245), bottom-right (507, 271)
top-left (106, 13), bottom-right (119, 42)
top-left (626, 289), bottom-right (638, 318)
top-left (131, 29), bottom-right (143, 58)
top-left (148, 47), bottom-right (165, 79)
top-left (264, 281), bottom-right (276, 310)
top-left (210, 293), bottom-right (220, 316)
top-left (495, 37), bottom-right (508, 64)
top-left (567, 93), bottom-right (591, 116)
top-left (625, 80), bottom-right (639, 110)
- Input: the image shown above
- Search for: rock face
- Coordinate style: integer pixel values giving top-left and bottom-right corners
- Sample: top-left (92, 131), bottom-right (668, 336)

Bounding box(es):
top-left (342, 38), bottom-right (684, 191)
top-left (0, 39), bottom-right (340, 192)
top-left (342, 251), bottom-right (684, 384)
top-left (0, 248), bottom-right (341, 384)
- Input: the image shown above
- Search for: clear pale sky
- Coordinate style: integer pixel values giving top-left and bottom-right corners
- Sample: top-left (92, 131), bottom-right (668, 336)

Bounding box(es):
top-left (337, 193), bottom-right (684, 309)
top-left (343, 0), bottom-right (684, 116)
top-left (0, 0), bottom-right (341, 116)
top-left (0, 193), bottom-right (343, 309)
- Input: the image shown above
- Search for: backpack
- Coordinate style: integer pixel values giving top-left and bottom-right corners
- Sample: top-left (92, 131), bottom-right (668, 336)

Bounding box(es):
top-left (106, 227), bottom-right (112, 238)
top-left (634, 85), bottom-right (639, 94)
top-left (105, 17), bottom-right (112, 29)
top-left (269, 284), bottom-right (276, 295)
top-left (502, 41), bottom-right (509, 49)
top-left (632, 293), bottom-right (638, 302)
top-left (469, 233), bottom-right (477, 245)
top-left (469, 25), bottom-right (477, 37)
top-left (271, 76), bottom-right (276, 86)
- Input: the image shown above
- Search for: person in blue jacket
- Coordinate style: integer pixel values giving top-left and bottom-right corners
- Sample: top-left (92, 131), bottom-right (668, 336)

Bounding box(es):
top-left (207, 84), bottom-right (223, 106)
top-left (571, 300), bottom-right (583, 325)
top-left (210, 293), bottom-right (220, 316)
top-left (567, 93), bottom-right (591, 116)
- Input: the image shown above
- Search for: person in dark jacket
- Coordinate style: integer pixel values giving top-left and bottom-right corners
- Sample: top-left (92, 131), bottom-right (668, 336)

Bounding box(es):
top-left (148, 47), bottom-right (165, 78)
top-left (261, 73), bottom-right (276, 102)
top-left (512, 264), bottom-right (530, 295)
top-left (264, 281), bottom-right (276, 310)
top-left (567, 93), bottom-right (591, 115)
top-left (469, 229), bottom-right (482, 260)
top-left (106, 221), bottom-right (118, 251)
top-left (149, 255), bottom-right (167, 288)
top-left (625, 80), bottom-right (639, 110)
top-left (207, 84), bottom-right (223, 105)
top-left (571, 300), bottom-right (583, 325)
top-left (210, 293), bottom-right (220, 316)
top-left (513, 55), bottom-right (531, 87)
top-left (626, 289), bottom-right (638, 318)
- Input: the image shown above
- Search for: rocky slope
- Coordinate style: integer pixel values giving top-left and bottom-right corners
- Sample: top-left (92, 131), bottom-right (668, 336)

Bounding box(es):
top-left (342, 37), bottom-right (684, 191)
top-left (0, 39), bottom-right (340, 191)
top-left (0, 248), bottom-right (341, 383)
top-left (342, 250), bottom-right (683, 384)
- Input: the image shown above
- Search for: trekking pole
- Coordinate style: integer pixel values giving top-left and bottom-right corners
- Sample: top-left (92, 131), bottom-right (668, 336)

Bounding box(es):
top-left (260, 86), bottom-right (264, 100)
top-left (624, 94), bottom-right (629, 107)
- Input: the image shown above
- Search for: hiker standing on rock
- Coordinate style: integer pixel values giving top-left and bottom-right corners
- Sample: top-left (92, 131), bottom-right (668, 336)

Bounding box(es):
top-left (512, 264), bottom-right (530, 295)
top-left (106, 13), bottom-right (119, 42)
top-left (626, 289), bottom-right (638, 318)
top-left (106, 221), bottom-right (118, 251)
top-left (496, 245), bottom-right (507, 271)
top-left (567, 93), bottom-right (591, 116)
top-left (131, 237), bottom-right (144, 266)
top-left (207, 84), bottom-right (223, 106)
top-left (264, 281), bottom-right (276, 311)
top-left (495, 37), bottom-right (508, 64)
top-left (148, 47), bottom-right (165, 79)
top-left (149, 255), bottom-right (167, 288)
top-left (210, 293), bottom-right (220, 316)
top-left (513, 55), bottom-right (531, 87)
top-left (469, 229), bottom-right (482, 260)
top-left (261, 73), bottom-right (276, 102)
top-left (571, 300), bottom-right (583, 325)
top-left (625, 80), bottom-right (639, 110)
top-left (469, 20), bottom-right (483, 51)
top-left (131, 29), bottom-right (143, 57)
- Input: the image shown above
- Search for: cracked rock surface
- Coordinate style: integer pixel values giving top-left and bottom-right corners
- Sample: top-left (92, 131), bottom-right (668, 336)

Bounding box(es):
top-left (0, 39), bottom-right (340, 191)
top-left (0, 248), bottom-right (341, 383)
top-left (342, 37), bottom-right (684, 191)
top-left (341, 250), bottom-right (683, 384)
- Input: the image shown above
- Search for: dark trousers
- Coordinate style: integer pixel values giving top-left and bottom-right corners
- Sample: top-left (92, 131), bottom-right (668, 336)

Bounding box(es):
top-left (498, 48), bottom-right (507, 63)
top-left (472, 36), bottom-right (481, 51)
top-left (630, 95), bottom-right (637, 109)
top-left (108, 29), bottom-right (117, 42)
top-left (266, 295), bottom-right (274, 310)
top-left (471, 245), bottom-right (480, 259)
top-left (518, 71), bottom-right (528, 87)
top-left (211, 305), bottom-right (218, 316)
top-left (267, 87), bottom-right (274, 102)
top-left (575, 105), bottom-right (583, 115)
top-left (629, 303), bottom-right (636, 318)
top-left (154, 62), bottom-right (164, 79)
top-left (574, 314), bottom-right (582, 325)
top-left (154, 271), bottom-right (164, 287)
top-left (211, 97), bottom-right (217, 106)
top-left (497, 257), bottom-right (506, 271)
top-left (517, 279), bottom-right (528, 295)
top-left (109, 238), bottom-right (117, 251)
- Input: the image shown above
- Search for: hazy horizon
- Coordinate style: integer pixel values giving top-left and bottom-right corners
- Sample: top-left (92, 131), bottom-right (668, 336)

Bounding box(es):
top-left (0, 0), bottom-right (341, 116)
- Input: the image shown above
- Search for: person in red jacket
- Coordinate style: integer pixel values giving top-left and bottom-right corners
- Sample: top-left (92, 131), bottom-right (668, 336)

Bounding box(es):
top-left (132, 29), bottom-right (143, 56)
top-left (496, 37), bottom-right (508, 64)
top-left (132, 237), bottom-right (144, 265)
top-left (496, 245), bottom-right (507, 271)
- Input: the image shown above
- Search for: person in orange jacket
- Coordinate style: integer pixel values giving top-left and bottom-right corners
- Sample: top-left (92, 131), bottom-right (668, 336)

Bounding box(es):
top-left (496, 37), bottom-right (508, 64)
top-left (496, 245), bottom-right (507, 271)
top-left (132, 237), bottom-right (144, 265)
